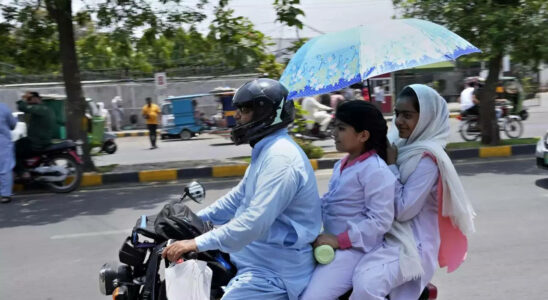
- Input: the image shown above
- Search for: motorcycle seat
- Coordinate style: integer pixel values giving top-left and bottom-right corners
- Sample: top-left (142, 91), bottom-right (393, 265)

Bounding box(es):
top-left (41, 140), bottom-right (76, 153)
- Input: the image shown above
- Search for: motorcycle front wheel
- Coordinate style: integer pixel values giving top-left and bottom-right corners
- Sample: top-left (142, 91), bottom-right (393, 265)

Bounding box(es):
top-left (503, 118), bottom-right (523, 139)
top-left (43, 154), bottom-right (83, 193)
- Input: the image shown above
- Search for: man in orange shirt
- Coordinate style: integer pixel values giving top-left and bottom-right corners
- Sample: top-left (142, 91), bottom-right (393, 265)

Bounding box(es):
top-left (142, 97), bottom-right (161, 149)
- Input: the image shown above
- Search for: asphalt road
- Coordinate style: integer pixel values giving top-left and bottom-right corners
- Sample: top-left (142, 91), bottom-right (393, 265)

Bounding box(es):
top-left (1, 156), bottom-right (547, 300)
top-left (94, 101), bottom-right (548, 167)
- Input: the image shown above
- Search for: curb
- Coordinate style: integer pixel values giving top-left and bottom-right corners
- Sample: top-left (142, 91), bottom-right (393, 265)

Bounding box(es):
top-left (14, 144), bottom-right (536, 191)
top-left (115, 113), bottom-right (460, 138)
top-left (80, 143), bottom-right (535, 186)
top-left (115, 130), bottom-right (159, 138)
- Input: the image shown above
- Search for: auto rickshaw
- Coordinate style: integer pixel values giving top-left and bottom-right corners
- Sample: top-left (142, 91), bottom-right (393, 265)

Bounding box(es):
top-left (41, 94), bottom-right (117, 154)
top-left (210, 87), bottom-right (237, 128)
top-left (160, 94), bottom-right (207, 140)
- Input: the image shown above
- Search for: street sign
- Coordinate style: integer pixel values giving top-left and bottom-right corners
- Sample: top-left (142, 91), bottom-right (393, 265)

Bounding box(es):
top-left (155, 72), bottom-right (167, 89)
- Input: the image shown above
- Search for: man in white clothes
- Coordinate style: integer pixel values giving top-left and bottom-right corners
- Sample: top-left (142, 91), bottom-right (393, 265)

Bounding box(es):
top-left (301, 96), bottom-right (333, 132)
top-left (373, 85), bottom-right (385, 111)
top-left (459, 82), bottom-right (479, 116)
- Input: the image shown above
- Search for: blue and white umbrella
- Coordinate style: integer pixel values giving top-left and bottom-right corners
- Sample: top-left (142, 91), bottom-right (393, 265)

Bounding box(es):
top-left (280, 18), bottom-right (481, 100)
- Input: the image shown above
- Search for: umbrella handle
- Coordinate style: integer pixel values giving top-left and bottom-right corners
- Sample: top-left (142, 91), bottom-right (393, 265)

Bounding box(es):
top-left (367, 79), bottom-right (373, 102)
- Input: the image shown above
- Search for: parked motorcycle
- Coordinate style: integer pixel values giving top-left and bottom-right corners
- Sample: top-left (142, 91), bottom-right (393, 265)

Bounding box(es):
top-left (101, 132), bottom-right (118, 154)
top-left (99, 181), bottom-right (438, 300)
top-left (16, 140), bottom-right (83, 193)
top-left (458, 100), bottom-right (523, 141)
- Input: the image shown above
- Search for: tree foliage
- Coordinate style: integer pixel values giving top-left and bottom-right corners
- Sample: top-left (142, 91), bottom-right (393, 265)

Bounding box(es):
top-left (0, 0), bottom-right (306, 170)
top-left (0, 0), bottom-right (305, 79)
top-left (392, 0), bottom-right (548, 145)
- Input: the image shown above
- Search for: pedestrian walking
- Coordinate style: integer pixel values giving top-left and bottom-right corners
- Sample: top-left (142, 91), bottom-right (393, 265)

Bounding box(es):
top-left (373, 85), bottom-right (385, 112)
top-left (96, 102), bottom-right (111, 131)
top-left (110, 96), bottom-right (124, 131)
top-left (0, 103), bottom-right (17, 203)
top-left (141, 97), bottom-right (161, 149)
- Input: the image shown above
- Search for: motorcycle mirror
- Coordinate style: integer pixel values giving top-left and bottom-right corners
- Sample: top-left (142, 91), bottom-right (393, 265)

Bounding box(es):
top-left (183, 181), bottom-right (206, 204)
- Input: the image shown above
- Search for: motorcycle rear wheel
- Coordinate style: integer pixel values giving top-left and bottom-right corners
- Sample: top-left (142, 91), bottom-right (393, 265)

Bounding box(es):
top-left (102, 140), bottom-right (117, 154)
top-left (43, 154), bottom-right (83, 193)
top-left (460, 119), bottom-right (480, 141)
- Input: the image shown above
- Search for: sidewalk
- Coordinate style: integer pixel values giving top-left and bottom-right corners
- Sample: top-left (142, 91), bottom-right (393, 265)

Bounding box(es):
top-left (114, 112), bottom-right (462, 138)
top-left (74, 143), bottom-right (535, 188)
top-left (13, 94), bottom-right (543, 192)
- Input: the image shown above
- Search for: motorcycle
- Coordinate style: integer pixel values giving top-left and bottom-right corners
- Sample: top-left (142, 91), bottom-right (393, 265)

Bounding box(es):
top-left (101, 132), bottom-right (118, 154)
top-left (458, 100), bottom-right (523, 141)
top-left (99, 181), bottom-right (235, 300)
top-left (290, 113), bottom-right (335, 141)
top-left (99, 181), bottom-right (438, 300)
top-left (16, 140), bottom-right (84, 193)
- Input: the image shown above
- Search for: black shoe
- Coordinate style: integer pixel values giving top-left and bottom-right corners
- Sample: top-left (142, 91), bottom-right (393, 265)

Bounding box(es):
top-left (1, 197), bottom-right (11, 204)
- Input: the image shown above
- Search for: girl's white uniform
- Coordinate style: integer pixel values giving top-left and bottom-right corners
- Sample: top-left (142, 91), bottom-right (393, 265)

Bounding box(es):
top-left (351, 84), bottom-right (475, 300)
top-left (349, 155), bottom-right (441, 300)
top-left (300, 152), bottom-right (396, 300)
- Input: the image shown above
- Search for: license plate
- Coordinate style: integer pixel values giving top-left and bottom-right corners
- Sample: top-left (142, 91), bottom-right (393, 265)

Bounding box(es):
top-left (545, 152), bottom-right (548, 164)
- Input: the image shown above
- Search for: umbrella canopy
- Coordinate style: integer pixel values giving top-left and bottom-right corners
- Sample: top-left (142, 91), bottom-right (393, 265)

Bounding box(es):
top-left (280, 18), bottom-right (481, 100)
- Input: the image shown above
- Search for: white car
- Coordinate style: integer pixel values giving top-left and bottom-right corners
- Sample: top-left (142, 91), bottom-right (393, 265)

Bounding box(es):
top-left (10, 112), bottom-right (26, 142)
top-left (536, 130), bottom-right (548, 170)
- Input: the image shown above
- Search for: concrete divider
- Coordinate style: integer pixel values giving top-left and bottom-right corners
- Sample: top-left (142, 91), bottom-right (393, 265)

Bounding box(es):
top-left (14, 143), bottom-right (537, 191)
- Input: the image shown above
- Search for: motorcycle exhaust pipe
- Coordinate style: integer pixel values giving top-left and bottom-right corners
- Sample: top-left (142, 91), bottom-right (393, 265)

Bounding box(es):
top-left (32, 166), bottom-right (68, 182)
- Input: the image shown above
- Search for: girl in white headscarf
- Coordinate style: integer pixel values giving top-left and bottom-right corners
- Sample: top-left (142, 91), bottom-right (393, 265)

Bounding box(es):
top-left (350, 84), bottom-right (476, 300)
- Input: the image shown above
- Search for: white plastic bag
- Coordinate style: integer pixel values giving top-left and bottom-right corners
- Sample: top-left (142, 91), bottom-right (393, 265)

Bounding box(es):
top-left (165, 259), bottom-right (212, 300)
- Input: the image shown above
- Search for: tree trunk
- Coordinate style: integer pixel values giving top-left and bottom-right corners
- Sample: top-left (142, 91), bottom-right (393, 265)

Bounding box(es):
top-left (479, 53), bottom-right (503, 145)
top-left (46, 0), bottom-right (95, 171)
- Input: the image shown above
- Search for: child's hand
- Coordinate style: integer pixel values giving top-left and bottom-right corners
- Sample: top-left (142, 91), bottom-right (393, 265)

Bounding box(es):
top-left (386, 143), bottom-right (398, 165)
top-left (313, 233), bottom-right (339, 249)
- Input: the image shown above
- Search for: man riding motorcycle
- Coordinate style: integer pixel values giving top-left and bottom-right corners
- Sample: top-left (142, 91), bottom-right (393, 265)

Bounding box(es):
top-left (162, 79), bottom-right (322, 300)
top-left (15, 91), bottom-right (55, 178)
top-left (301, 96), bottom-right (333, 137)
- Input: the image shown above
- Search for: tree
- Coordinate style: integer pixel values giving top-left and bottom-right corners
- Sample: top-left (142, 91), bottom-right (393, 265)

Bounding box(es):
top-left (207, 1), bottom-right (270, 70)
top-left (393, 0), bottom-right (548, 145)
top-left (0, 0), bottom-right (306, 170)
top-left (1, 0), bottom-right (208, 171)
top-left (1, 5), bottom-right (59, 74)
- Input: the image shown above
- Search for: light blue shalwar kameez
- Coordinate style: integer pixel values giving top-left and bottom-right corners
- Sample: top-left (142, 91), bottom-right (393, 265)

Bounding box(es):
top-left (195, 129), bottom-right (322, 300)
top-left (0, 103), bottom-right (17, 197)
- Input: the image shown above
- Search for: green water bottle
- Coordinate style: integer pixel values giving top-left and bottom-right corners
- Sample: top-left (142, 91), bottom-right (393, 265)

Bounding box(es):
top-left (314, 245), bottom-right (335, 264)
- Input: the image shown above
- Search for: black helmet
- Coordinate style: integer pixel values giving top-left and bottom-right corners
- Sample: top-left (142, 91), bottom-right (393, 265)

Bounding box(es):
top-left (230, 78), bottom-right (294, 145)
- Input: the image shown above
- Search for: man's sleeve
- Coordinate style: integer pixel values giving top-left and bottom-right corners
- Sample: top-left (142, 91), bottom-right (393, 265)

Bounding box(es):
top-left (196, 172), bottom-right (248, 225)
top-left (7, 111), bottom-right (17, 130)
top-left (337, 167), bottom-right (395, 252)
top-left (195, 155), bottom-right (299, 252)
top-left (17, 101), bottom-right (47, 116)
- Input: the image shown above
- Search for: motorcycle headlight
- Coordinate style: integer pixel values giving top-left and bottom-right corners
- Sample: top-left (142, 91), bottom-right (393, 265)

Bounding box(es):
top-left (99, 263), bottom-right (117, 295)
top-left (99, 263), bottom-right (133, 296)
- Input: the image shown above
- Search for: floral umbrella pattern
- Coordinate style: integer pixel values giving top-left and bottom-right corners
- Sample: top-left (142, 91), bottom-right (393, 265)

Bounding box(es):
top-left (280, 19), bottom-right (481, 100)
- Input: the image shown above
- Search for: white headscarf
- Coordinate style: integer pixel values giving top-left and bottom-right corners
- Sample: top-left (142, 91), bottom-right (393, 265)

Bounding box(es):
top-left (388, 84), bottom-right (476, 236)
top-left (385, 84), bottom-right (476, 281)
